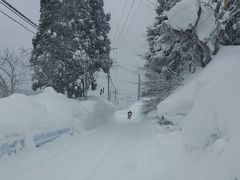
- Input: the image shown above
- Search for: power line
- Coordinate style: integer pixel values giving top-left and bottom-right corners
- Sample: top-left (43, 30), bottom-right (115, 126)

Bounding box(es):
top-left (117, 64), bottom-right (135, 72)
top-left (112, 0), bottom-right (128, 44)
top-left (118, 92), bottom-right (137, 96)
top-left (110, 76), bottom-right (117, 91)
top-left (117, 66), bottom-right (136, 75)
top-left (0, 9), bottom-right (35, 35)
top-left (116, 0), bottom-right (144, 48)
top-left (113, 0), bottom-right (137, 47)
top-left (119, 79), bottom-right (138, 85)
top-left (0, 0), bottom-right (38, 29)
top-left (116, 63), bottom-right (137, 74)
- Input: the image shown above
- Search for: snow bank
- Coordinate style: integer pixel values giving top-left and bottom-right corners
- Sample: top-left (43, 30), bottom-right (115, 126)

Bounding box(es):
top-left (157, 46), bottom-right (240, 179)
top-left (0, 88), bottom-right (115, 155)
top-left (157, 71), bottom-right (203, 127)
top-left (84, 96), bottom-right (115, 129)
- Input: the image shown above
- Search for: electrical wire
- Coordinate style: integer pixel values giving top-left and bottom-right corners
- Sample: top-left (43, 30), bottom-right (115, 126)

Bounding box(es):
top-left (118, 92), bottom-right (137, 96)
top-left (112, 0), bottom-right (128, 44)
top-left (117, 66), bottom-right (136, 75)
top-left (0, 9), bottom-right (35, 35)
top-left (0, 0), bottom-right (38, 29)
top-left (116, 64), bottom-right (137, 74)
top-left (115, 0), bottom-right (144, 48)
top-left (113, 0), bottom-right (137, 47)
top-left (119, 79), bottom-right (138, 85)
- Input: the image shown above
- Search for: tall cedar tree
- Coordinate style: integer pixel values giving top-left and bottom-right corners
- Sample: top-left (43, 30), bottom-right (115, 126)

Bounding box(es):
top-left (88, 0), bottom-right (111, 74)
top-left (31, 0), bottom-right (111, 97)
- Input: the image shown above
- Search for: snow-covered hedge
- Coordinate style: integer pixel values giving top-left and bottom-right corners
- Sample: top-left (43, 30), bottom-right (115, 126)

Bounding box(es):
top-left (0, 87), bottom-right (115, 157)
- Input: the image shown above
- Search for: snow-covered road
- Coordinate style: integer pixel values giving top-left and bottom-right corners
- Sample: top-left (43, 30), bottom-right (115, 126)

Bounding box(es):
top-left (2, 112), bottom-right (168, 180)
top-left (2, 46), bottom-right (240, 180)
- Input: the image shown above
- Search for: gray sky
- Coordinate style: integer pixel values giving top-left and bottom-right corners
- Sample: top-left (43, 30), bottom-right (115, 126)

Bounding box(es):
top-left (0, 0), bottom-right (155, 108)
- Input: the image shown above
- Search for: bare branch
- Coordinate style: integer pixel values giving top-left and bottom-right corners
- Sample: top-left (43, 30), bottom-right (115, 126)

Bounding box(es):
top-left (0, 48), bottom-right (31, 97)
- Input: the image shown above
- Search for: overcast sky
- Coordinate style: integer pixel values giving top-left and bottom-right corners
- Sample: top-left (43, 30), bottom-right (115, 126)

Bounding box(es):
top-left (0, 0), bottom-right (155, 108)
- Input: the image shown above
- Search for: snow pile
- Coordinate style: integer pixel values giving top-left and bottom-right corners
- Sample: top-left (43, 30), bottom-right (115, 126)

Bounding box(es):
top-left (167, 0), bottom-right (216, 41)
top-left (157, 71), bottom-right (202, 127)
top-left (0, 87), bottom-right (115, 152)
top-left (157, 46), bottom-right (240, 179)
top-left (84, 96), bottom-right (115, 129)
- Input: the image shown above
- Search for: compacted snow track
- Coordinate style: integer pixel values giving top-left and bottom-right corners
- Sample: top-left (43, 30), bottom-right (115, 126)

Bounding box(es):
top-left (3, 112), bottom-right (163, 180)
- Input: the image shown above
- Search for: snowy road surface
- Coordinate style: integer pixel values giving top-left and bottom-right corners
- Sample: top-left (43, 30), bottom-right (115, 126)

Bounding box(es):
top-left (1, 111), bottom-right (176, 180)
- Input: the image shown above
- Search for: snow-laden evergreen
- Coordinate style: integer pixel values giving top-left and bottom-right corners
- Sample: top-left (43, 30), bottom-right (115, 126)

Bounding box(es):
top-left (31, 0), bottom-right (111, 97)
top-left (219, 0), bottom-right (240, 45)
top-left (88, 0), bottom-right (111, 73)
top-left (142, 0), bottom-right (240, 113)
top-left (142, 0), bottom-right (203, 113)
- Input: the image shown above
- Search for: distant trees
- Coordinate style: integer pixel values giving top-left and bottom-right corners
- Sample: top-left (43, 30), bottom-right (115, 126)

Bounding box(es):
top-left (0, 49), bottom-right (28, 97)
top-left (31, 0), bottom-right (111, 98)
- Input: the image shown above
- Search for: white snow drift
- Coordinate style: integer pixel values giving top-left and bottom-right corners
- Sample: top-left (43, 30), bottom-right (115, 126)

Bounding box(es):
top-left (157, 46), bottom-right (240, 180)
top-left (0, 87), bottom-right (115, 148)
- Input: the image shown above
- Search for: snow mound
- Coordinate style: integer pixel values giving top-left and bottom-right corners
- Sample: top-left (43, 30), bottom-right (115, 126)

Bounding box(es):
top-left (0, 88), bottom-right (115, 152)
top-left (84, 96), bottom-right (115, 129)
top-left (157, 46), bottom-right (240, 179)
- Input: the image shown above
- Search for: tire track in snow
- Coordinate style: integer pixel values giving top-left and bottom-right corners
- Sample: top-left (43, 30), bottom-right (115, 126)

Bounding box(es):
top-left (85, 127), bottom-right (127, 180)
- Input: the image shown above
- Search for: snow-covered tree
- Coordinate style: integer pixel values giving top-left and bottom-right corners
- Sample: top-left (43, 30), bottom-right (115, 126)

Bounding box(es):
top-left (142, 0), bottom-right (204, 113)
top-left (142, 0), bottom-right (240, 114)
top-left (217, 0), bottom-right (240, 45)
top-left (31, 0), bottom-right (111, 98)
top-left (88, 0), bottom-right (112, 73)
top-left (31, 0), bottom-right (68, 94)
top-left (155, 0), bottom-right (181, 15)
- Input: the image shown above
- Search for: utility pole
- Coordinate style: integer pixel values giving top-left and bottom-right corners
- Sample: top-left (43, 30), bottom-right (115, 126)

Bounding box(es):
top-left (137, 65), bottom-right (141, 101)
top-left (107, 51), bottom-right (111, 102)
top-left (114, 89), bottom-right (117, 105)
top-left (107, 47), bottom-right (117, 102)
top-left (108, 70), bottom-right (111, 101)
top-left (83, 58), bottom-right (87, 100)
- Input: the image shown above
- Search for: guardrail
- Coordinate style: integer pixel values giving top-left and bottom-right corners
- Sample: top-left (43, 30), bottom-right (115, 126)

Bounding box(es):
top-left (0, 128), bottom-right (72, 157)
top-left (33, 128), bottom-right (71, 147)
